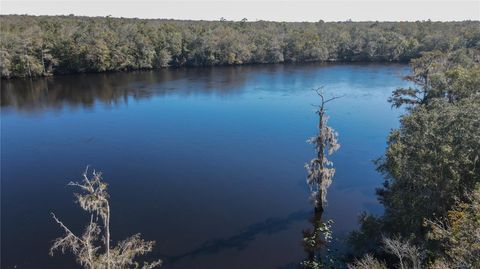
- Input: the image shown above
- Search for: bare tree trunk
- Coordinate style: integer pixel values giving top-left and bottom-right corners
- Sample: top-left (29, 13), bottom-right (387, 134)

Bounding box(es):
top-left (41, 48), bottom-right (46, 75)
top-left (399, 257), bottom-right (405, 269)
top-left (105, 201), bottom-right (111, 269)
top-left (50, 169), bottom-right (162, 269)
top-left (23, 43), bottom-right (31, 77)
top-left (303, 90), bottom-right (341, 268)
top-left (316, 106), bottom-right (325, 212)
top-left (87, 214), bottom-right (94, 269)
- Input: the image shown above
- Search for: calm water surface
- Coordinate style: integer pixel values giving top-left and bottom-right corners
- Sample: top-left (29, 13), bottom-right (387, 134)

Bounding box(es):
top-left (1, 63), bottom-right (410, 268)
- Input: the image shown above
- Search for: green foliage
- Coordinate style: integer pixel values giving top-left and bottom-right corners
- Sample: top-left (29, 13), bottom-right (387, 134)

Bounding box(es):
top-left (350, 189), bottom-right (480, 269)
top-left (1, 15), bottom-right (479, 78)
top-left (389, 49), bottom-right (480, 107)
top-left (426, 185), bottom-right (480, 268)
top-left (349, 48), bottom-right (480, 267)
top-left (347, 213), bottom-right (384, 257)
top-left (378, 96), bottom-right (480, 238)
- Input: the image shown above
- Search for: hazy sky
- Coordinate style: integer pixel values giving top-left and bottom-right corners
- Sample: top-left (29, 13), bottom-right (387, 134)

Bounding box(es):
top-left (1, 0), bottom-right (479, 22)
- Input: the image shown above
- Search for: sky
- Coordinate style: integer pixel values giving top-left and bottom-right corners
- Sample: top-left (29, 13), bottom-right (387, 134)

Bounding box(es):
top-left (1, 0), bottom-right (479, 22)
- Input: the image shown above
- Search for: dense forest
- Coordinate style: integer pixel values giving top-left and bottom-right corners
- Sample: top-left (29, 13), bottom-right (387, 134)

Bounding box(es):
top-left (1, 15), bottom-right (479, 78)
top-left (347, 48), bottom-right (480, 268)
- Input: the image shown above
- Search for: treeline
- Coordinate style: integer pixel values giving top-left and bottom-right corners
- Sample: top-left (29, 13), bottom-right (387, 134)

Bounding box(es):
top-left (1, 15), bottom-right (479, 78)
top-left (348, 48), bottom-right (480, 268)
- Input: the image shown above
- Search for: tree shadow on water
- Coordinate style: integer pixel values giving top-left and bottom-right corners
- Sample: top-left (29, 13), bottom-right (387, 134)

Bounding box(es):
top-left (164, 209), bottom-right (311, 265)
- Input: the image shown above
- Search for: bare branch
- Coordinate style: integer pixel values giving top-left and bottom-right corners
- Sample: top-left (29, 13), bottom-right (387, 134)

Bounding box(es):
top-left (50, 168), bottom-right (162, 269)
top-left (51, 212), bottom-right (85, 245)
top-left (323, 94), bottom-right (345, 104)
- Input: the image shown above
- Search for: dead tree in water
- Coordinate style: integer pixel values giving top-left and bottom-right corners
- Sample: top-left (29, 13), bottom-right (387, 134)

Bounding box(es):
top-left (302, 89), bottom-right (341, 268)
top-left (50, 167), bottom-right (162, 269)
top-left (305, 89), bottom-right (341, 212)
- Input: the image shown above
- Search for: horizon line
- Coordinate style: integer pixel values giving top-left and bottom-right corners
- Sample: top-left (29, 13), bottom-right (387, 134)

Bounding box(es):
top-left (2, 13), bottom-right (479, 23)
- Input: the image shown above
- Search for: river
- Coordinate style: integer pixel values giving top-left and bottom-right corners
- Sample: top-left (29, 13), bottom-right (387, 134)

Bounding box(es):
top-left (1, 63), bottom-right (410, 268)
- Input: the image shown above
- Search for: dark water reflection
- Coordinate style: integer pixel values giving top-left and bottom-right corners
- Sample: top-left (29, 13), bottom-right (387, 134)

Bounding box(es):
top-left (1, 67), bottom-right (254, 112)
top-left (1, 63), bottom-right (409, 269)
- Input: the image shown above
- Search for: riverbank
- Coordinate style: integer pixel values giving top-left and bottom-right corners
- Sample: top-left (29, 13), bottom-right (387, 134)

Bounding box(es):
top-left (1, 15), bottom-right (478, 78)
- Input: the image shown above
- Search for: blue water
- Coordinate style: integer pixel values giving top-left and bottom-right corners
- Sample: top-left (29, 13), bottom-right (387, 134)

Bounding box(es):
top-left (1, 63), bottom-right (410, 269)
